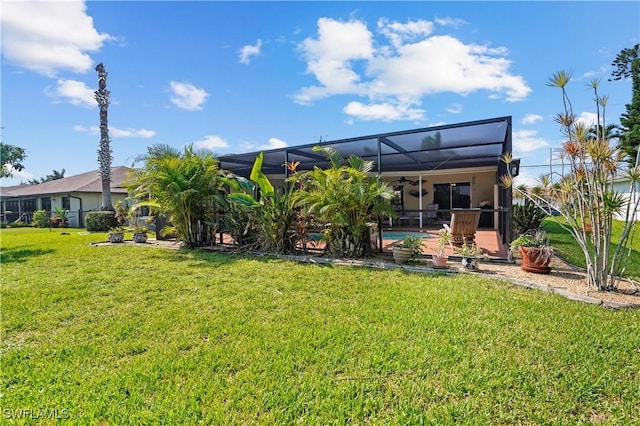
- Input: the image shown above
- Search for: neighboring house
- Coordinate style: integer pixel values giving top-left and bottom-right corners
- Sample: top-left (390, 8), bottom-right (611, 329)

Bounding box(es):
top-left (612, 175), bottom-right (640, 221)
top-left (0, 166), bottom-right (131, 228)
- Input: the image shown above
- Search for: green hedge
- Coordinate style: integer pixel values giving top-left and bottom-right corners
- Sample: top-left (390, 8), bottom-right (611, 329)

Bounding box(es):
top-left (85, 211), bottom-right (118, 232)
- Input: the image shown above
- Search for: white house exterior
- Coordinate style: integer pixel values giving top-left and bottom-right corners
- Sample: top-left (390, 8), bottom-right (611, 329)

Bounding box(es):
top-left (613, 176), bottom-right (640, 221)
top-left (0, 166), bottom-right (131, 228)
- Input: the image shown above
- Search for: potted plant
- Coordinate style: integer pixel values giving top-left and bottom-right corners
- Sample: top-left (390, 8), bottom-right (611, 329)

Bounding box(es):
top-left (54, 207), bottom-right (69, 228)
top-left (392, 236), bottom-right (424, 264)
top-left (454, 242), bottom-right (488, 270)
top-left (132, 225), bottom-right (149, 243)
top-left (431, 227), bottom-right (452, 268)
top-left (108, 226), bottom-right (125, 243)
top-left (509, 230), bottom-right (554, 274)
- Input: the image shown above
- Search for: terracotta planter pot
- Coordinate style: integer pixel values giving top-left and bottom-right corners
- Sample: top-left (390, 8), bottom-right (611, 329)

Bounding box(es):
top-left (431, 255), bottom-right (449, 269)
top-left (519, 246), bottom-right (551, 274)
top-left (393, 247), bottom-right (414, 264)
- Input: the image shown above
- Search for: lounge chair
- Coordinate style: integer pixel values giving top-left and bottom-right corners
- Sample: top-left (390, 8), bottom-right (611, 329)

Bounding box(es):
top-left (448, 208), bottom-right (481, 247)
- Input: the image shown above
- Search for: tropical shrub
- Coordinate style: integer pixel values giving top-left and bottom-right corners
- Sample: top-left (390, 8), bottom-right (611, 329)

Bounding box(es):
top-left (127, 144), bottom-right (230, 247)
top-left (294, 146), bottom-right (395, 258)
top-left (226, 153), bottom-right (305, 254)
top-left (86, 211), bottom-right (118, 232)
top-left (32, 210), bottom-right (49, 228)
top-left (502, 71), bottom-right (640, 290)
top-left (512, 199), bottom-right (547, 237)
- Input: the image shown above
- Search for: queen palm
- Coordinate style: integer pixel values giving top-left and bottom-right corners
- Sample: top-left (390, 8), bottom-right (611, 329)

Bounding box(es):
top-left (294, 146), bottom-right (395, 258)
top-left (128, 144), bottom-right (229, 247)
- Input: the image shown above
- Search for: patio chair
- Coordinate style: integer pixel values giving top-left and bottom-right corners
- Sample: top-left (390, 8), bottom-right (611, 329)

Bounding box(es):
top-left (448, 208), bottom-right (481, 247)
top-left (425, 203), bottom-right (439, 225)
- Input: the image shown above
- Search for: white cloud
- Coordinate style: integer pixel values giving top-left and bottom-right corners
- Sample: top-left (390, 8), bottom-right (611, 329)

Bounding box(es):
top-left (377, 18), bottom-right (434, 49)
top-left (296, 18), bottom-right (373, 103)
top-left (576, 112), bottom-right (598, 127)
top-left (169, 81), bottom-right (209, 111)
top-left (1, 0), bottom-right (112, 76)
top-left (46, 79), bottom-right (96, 107)
top-left (343, 101), bottom-right (424, 121)
top-left (239, 39), bottom-right (263, 64)
top-left (446, 103), bottom-right (463, 114)
top-left (522, 113), bottom-right (543, 125)
top-left (111, 127), bottom-right (155, 138)
top-left (434, 16), bottom-right (467, 28)
top-left (261, 138), bottom-right (287, 150)
top-left (240, 137), bottom-right (288, 152)
top-left (1, 165), bottom-right (34, 182)
top-left (193, 135), bottom-right (229, 150)
top-left (294, 17), bottom-right (531, 121)
top-left (512, 129), bottom-right (550, 156)
top-left (513, 170), bottom-right (543, 188)
top-left (74, 125), bottom-right (155, 138)
top-left (583, 66), bottom-right (608, 78)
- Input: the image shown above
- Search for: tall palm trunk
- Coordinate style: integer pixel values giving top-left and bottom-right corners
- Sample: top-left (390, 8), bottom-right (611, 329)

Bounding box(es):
top-left (95, 63), bottom-right (113, 211)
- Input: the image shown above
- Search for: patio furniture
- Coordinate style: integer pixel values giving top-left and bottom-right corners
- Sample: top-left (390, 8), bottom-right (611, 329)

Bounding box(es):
top-left (448, 209), bottom-right (481, 247)
top-left (425, 203), bottom-right (439, 225)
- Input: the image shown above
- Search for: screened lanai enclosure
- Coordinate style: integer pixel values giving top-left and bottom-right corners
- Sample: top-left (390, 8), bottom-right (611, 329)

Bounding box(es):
top-left (218, 116), bottom-right (519, 247)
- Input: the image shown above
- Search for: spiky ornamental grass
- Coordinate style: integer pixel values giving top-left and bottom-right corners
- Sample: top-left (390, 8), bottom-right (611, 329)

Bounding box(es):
top-left (502, 70), bottom-right (640, 291)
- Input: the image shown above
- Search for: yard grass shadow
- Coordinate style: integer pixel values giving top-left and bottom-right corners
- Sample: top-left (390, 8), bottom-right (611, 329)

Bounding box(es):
top-left (0, 246), bottom-right (55, 264)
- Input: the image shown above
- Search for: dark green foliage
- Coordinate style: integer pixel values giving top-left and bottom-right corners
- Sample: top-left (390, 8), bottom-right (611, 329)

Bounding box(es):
top-left (611, 44), bottom-right (640, 166)
top-left (294, 146), bottom-right (395, 258)
top-left (86, 211), bottom-right (118, 232)
top-left (512, 200), bottom-right (547, 238)
top-left (222, 199), bottom-right (260, 248)
top-left (127, 145), bottom-right (228, 247)
top-left (0, 142), bottom-right (27, 178)
top-left (225, 153), bottom-right (304, 254)
top-left (32, 210), bottom-right (49, 228)
top-left (28, 168), bottom-right (65, 185)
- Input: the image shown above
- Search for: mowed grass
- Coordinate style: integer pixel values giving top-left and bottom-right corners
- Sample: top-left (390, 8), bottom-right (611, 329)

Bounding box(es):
top-left (543, 218), bottom-right (640, 280)
top-left (1, 228), bottom-right (639, 424)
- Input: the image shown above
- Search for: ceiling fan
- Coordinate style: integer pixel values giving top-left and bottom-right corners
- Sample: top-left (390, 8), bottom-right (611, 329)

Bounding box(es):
top-left (392, 176), bottom-right (427, 186)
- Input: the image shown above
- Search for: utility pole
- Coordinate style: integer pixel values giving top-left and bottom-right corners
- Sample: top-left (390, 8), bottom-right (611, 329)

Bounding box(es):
top-left (94, 63), bottom-right (113, 211)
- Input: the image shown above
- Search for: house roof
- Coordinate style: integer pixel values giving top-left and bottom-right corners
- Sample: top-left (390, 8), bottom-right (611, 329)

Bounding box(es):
top-left (218, 116), bottom-right (515, 178)
top-left (0, 166), bottom-right (131, 198)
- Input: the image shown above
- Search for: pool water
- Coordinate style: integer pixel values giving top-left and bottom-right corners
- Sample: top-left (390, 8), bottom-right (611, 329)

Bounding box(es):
top-left (380, 231), bottom-right (433, 240)
top-left (309, 231), bottom-right (433, 242)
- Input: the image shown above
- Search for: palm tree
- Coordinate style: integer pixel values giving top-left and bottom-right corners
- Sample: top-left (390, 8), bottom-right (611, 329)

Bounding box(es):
top-left (127, 144), bottom-right (229, 247)
top-left (45, 169), bottom-right (65, 181)
top-left (94, 63), bottom-right (113, 211)
top-left (294, 146), bottom-right (395, 258)
top-left (27, 168), bottom-right (65, 185)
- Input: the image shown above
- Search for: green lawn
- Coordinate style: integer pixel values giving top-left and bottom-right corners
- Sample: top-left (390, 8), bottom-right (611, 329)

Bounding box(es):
top-left (543, 218), bottom-right (640, 280)
top-left (1, 228), bottom-right (639, 424)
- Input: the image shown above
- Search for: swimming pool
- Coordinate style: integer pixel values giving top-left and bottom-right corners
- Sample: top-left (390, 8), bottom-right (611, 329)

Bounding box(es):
top-left (380, 231), bottom-right (433, 240)
top-left (309, 230), bottom-right (433, 242)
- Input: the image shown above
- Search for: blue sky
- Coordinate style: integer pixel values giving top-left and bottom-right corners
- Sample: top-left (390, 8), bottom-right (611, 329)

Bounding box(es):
top-left (1, 1), bottom-right (639, 187)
